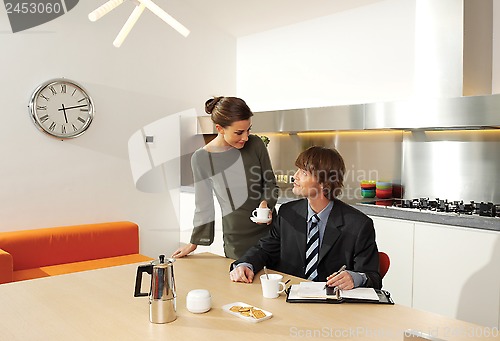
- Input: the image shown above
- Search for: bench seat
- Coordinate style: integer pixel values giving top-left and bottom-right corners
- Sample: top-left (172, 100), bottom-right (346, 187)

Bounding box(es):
top-left (0, 221), bottom-right (153, 284)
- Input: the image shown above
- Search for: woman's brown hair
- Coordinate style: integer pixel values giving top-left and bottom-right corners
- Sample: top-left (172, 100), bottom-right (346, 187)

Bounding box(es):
top-left (294, 146), bottom-right (346, 200)
top-left (205, 96), bottom-right (253, 127)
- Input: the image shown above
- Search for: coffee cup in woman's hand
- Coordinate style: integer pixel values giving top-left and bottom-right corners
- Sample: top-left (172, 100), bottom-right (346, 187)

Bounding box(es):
top-left (251, 200), bottom-right (272, 224)
top-left (252, 207), bottom-right (271, 220)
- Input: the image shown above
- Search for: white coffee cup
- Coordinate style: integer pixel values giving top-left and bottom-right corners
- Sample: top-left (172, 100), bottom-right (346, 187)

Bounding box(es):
top-left (252, 207), bottom-right (271, 220)
top-left (260, 274), bottom-right (286, 298)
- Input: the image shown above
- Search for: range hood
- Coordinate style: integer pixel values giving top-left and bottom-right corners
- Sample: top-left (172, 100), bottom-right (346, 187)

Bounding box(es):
top-left (364, 94), bottom-right (500, 130)
top-left (197, 94), bottom-right (500, 134)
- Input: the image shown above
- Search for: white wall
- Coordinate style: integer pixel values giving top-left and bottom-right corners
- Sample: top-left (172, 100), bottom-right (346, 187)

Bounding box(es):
top-left (237, 0), bottom-right (416, 111)
top-left (0, 1), bottom-right (236, 257)
top-left (237, 0), bottom-right (500, 111)
top-left (493, 0), bottom-right (500, 94)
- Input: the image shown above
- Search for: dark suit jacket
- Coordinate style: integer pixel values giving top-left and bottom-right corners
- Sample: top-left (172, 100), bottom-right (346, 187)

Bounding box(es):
top-left (232, 198), bottom-right (382, 289)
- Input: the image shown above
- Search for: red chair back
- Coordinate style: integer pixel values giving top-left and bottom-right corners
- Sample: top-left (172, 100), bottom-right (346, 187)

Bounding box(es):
top-left (379, 251), bottom-right (390, 279)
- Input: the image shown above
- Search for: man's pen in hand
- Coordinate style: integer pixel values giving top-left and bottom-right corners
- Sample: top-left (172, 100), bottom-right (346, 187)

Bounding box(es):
top-left (324, 264), bottom-right (347, 289)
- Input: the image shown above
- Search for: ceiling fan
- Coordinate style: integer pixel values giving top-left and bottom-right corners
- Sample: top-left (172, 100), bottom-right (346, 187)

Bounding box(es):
top-left (89, 0), bottom-right (190, 47)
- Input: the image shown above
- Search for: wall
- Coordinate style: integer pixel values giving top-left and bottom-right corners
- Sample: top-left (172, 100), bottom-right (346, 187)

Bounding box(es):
top-left (237, 0), bottom-right (500, 110)
top-left (494, 0), bottom-right (500, 93)
top-left (0, 1), bottom-right (236, 257)
top-left (237, 0), bottom-right (416, 111)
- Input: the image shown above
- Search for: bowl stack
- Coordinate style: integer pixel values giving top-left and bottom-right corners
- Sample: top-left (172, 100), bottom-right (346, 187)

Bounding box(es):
top-left (376, 181), bottom-right (393, 199)
top-left (360, 181), bottom-right (376, 198)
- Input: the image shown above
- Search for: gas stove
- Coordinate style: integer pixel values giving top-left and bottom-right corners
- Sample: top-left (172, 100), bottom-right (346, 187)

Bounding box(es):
top-left (363, 198), bottom-right (500, 218)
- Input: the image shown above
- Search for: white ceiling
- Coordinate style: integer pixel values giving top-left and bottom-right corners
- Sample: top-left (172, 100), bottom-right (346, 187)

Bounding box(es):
top-left (183, 0), bottom-right (385, 37)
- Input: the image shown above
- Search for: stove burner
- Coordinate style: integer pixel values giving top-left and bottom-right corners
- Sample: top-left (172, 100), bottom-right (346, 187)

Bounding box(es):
top-left (479, 202), bottom-right (497, 217)
top-left (391, 198), bottom-right (499, 217)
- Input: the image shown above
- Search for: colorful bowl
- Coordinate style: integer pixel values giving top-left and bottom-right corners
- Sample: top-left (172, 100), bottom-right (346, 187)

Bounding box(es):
top-left (376, 181), bottom-right (392, 189)
top-left (361, 184), bottom-right (376, 189)
top-left (361, 189), bottom-right (376, 198)
top-left (376, 188), bottom-right (393, 199)
top-left (360, 180), bottom-right (376, 190)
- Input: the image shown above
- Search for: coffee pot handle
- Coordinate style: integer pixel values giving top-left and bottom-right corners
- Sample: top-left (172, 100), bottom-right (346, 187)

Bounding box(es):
top-left (134, 264), bottom-right (152, 297)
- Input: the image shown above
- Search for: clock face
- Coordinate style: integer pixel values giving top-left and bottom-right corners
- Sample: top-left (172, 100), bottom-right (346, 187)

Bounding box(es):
top-left (29, 79), bottom-right (94, 139)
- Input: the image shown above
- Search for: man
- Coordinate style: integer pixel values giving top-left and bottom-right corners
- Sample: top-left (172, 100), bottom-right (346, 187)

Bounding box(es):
top-left (229, 146), bottom-right (381, 290)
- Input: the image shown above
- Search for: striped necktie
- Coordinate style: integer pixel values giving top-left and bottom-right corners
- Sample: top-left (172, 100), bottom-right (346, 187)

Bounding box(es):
top-left (305, 214), bottom-right (320, 281)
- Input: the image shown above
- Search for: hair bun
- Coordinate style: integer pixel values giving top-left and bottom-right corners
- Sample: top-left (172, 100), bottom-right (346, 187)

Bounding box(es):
top-left (205, 96), bottom-right (223, 115)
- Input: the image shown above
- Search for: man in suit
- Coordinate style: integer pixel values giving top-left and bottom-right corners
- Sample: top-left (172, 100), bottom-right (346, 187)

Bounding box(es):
top-left (230, 146), bottom-right (381, 290)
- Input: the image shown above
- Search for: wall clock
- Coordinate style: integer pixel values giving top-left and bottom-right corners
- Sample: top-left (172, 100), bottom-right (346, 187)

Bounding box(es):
top-left (29, 78), bottom-right (95, 139)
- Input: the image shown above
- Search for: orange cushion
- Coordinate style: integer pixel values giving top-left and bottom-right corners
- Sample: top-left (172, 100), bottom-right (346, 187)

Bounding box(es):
top-left (12, 268), bottom-right (50, 282)
top-left (12, 254), bottom-right (153, 282)
top-left (0, 221), bottom-right (140, 271)
top-left (0, 249), bottom-right (13, 284)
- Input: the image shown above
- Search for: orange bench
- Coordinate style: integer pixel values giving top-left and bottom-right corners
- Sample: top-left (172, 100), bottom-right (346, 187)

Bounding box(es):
top-left (0, 221), bottom-right (153, 284)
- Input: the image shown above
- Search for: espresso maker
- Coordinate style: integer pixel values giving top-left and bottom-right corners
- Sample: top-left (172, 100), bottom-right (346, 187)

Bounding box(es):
top-left (134, 255), bottom-right (177, 323)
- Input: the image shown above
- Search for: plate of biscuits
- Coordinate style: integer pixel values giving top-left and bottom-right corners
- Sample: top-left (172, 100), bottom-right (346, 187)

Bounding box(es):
top-left (222, 302), bottom-right (273, 323)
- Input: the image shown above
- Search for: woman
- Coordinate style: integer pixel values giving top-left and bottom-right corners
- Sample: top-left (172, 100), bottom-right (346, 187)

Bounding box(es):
top-left (172, 97), bottom-right (279, 259)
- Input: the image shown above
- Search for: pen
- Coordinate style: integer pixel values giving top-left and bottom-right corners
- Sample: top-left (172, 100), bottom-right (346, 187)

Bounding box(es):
top-left (324, 264), bottom-right (346, 289)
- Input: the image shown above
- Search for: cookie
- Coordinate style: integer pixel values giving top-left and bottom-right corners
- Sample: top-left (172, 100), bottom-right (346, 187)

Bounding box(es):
top-left (251, 309), bottom-right (266, 319)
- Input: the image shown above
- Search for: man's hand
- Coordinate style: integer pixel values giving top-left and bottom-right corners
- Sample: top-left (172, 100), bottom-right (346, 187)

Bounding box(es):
top-left (325, 270), bottom-right (354, 290)
top-left (229, 265), bottom-right (254, 283)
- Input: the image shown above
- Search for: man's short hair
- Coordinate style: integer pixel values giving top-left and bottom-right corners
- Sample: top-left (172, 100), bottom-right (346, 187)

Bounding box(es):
top-left (294, 146), bottom-right (346, 200)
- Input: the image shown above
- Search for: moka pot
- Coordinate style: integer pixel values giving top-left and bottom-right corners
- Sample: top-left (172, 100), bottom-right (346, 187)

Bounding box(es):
top-left (134, 254), bottom-right (177, 323)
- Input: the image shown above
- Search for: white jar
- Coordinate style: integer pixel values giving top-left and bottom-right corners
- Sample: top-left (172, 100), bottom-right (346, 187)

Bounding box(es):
top-left (186, 289), bottom-right (211, 313)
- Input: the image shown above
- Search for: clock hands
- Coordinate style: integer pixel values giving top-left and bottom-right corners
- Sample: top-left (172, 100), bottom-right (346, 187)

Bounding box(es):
top-left (60, 103), bottom-right (69, 123)
top-left (58, 103), bottom-right (88, 124)
top-left (58, 104), bottom-right (88, 111)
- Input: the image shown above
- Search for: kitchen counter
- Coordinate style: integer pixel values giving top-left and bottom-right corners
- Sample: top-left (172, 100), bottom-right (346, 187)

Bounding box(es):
top-left (354, 203), bottom-right (500, 232)
top-left (278, 193), bottom-right (499, 232)
top-left (181, 187), bottom-right (499, 232)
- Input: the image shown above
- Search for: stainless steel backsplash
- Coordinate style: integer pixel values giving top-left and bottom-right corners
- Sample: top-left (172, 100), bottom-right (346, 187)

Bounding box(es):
top-left (263, 131), bottom-right (403, 203)
top-left (183, 129), bottom-right (500, 203)
top-left (265, 129), bottom-right (500, 203)
top-left (402, 130), bottom-right (500, 202)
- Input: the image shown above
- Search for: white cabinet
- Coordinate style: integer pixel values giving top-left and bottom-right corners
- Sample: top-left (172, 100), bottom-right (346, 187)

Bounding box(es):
top-left (371, 216), bottom-right (414, 307)
top-left (371, 215), bottom-right (500, 328)
top-left (413, 222), bottom-right (500, 328)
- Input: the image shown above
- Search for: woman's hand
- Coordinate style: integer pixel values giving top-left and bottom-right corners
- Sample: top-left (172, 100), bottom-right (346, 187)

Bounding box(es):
top-left (257, 200), bottom-right (273, 225)
top-left (171, 243), bottom-right (197, 258)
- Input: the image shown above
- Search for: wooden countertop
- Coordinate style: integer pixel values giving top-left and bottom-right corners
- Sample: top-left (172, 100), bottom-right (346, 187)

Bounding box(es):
top-left (0, 252), bottom-right (495, 340)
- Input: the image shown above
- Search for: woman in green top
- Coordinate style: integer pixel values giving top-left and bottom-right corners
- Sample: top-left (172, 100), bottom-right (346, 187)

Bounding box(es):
top-left (172, 97), bottom-right (279, 259)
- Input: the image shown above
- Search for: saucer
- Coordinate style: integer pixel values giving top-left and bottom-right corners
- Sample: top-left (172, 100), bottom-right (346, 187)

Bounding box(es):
top-left (250, 217), bottom-right (271, 224)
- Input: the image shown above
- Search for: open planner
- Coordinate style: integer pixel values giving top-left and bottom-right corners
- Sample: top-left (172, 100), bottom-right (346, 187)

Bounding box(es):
top-left (286, 282), bottom-right (394, 304)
